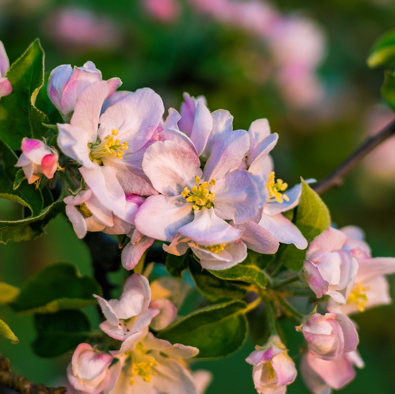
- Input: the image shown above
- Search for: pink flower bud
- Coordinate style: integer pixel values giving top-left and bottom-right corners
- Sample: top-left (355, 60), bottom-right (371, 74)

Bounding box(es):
top-left (142, 0), bottom-right (181, 23)
top-left (0, 41), bottom-right (12, 98)
top-left (297, 312), bottom-right (358, 360)
top-left (246, 336), bottom-right (297, 394)
top-left (15, 138), bottom-right (59, 184)
top-left (67, 344), bottom-right (113, 394)
top-left (303, 227), bottom-right (359, 304)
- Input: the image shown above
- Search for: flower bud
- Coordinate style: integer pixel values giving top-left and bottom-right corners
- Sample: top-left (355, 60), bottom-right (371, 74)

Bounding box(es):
top-left (67, 343), bottom-right (113, 394)
top-left (297, 312), bottom-right (358, 360)
top-left (303, 227), bottom-right (359, 304)
top-left (246, 336), bottom-right (297, 394)
top-left (0, 41), bottom-right (12, 98)
top-left (15, 138), bottom-right (58, 184)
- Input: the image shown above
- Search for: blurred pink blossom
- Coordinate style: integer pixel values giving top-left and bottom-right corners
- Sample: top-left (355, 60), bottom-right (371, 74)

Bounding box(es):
top-left (142, 0), bottom-right (181, 23)
top-left (43, 7), bottom-right (122, 52)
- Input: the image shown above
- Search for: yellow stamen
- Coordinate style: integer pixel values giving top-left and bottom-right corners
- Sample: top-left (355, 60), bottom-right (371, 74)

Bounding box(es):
top-left (78, 203), bottom-right (92, 218)
top-left (347, 282), bottom-right (370, 312)
top-left (265, 362), bottom-right (276, 380)
top-left (182, 176), bottom-right (216, 210)
top-left (129, 343), bottom-right (158, 385)
top-left (88, 129), bottom-right (128, 165)
top-left (266, 172), bottom-right (289, 203)
top-left (204, 243), bottom-right (227, 253)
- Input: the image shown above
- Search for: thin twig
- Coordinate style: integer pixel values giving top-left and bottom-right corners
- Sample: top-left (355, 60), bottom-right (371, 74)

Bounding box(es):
top-left (0, 355), bottom-right (66, 394)
top-left (313, 118), bottom-right (395, 195)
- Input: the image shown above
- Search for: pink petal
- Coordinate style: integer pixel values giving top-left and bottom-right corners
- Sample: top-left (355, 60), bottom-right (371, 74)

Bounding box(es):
top-left (336, 313), bottom-right (359, 353)
top-left (65, 205), bottom-right (88, 239)
top-left (304, 260), bottom-right (328, 298)
top-left (149, 298), bottom-right (177, 330)
top-left (135, 195), bottom-right (193, 241)
top-left (300, 354), bottom-right (330, 394)
top-left (41, 153), bottom-right (58, 179)
top-left (0, 41), bottom-right (10, 75)
top-left (48, 65), bottom-right (74, 109)
top-left (121, 235), bottom-right (154, 270)
top-left (306, 228), bottom-right (349, 259)
top-left (356, 257), bottom-right (395, 283)
top-left (178, 207), bottom-right (241, 246)
top-left (142, 140), bottom-right (201, 196)
top-left (123, 273), bottom-right (152, 311)
top-left (272, 353), bottom-right (297, 386)
top-left (162, 233), bottom-right (191, 256)
top-left (248, 133), bottom-right (278, 175)
top-left (0, 77), bottom-right (12, 97)
top-left (189, 101), bottom-right (213, 155)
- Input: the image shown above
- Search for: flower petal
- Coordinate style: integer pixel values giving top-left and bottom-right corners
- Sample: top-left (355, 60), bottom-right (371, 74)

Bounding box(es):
top-left (121, 235), bottom-right (154, 270)
top-left (41, 154), bottom-right (58, 179)
top-left (306, 228), bottom-right (348, 259)
top-left (0, 41), bottom-right (10, 75)
top-left (248, 133), bottom-right (278, 176)
top-left (336, 313), bottom-right (359, 353)
top-left (65, 205), bottom-right (88, 239)
top-left (189, 101), bottom-right (213, 155)
top-left (356, 257), bottom-right (395, 283)
top-left (258, 213), bottom-right (308, 249)
top-left (272, 353), bottom-right (297, 386)
top-left (178, 207), bottom-right (241, 246)
top-left (0, 77), bottom-right (12, 97)
top-left (149, 298), bottom-right (177, 330)
top-left (135, 195), bottom-right (193, 241)
top-left (142, 140), bottom-right (201, 196)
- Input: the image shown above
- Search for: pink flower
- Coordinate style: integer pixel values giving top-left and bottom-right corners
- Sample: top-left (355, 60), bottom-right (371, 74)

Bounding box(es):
top-left (297, 312), bottom-right (358, 360)
top-left (57, 81), bottom-right (164, 218)
top-left (0, 41), bottom-right (12, 98)
top-left (301, 350), bottom-right (364, 394)
top-left (107, 330), bottom-right (199, 393)
top-left (64, 190), bottom-right (141, 239)
top-left (303, 228), bottom-right (359, 304)
top-left (135, 111), bottom-right (263, 248)
top-left (94, 274), bottom-right (160, 341)
top-left (328, 225), bottom-right (395, 314)
top-left (142, 0), bottom-right (181, 23)
top-left (245, 118), bottom-right (309, 250)
top-left (246, 336), bottom-right (297, 394)
top-left (15, 138), bottom-right (59, 184)
top-left (67, 343), bottom-right (114, 394)
top-left (48, 61), bottom-right (107, 119)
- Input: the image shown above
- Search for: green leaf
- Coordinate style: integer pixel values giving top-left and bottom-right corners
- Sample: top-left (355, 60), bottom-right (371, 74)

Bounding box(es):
top-left (12, 262), bottom-right (101, 314)
top-left (188, 258), bottom-right (247, 302)
top-left (0, 39), bottom-right (49, 149)
top-left (0, 319), bottom-right (19, 344)
top-left (368, 29), bottom-right (395, 68)
top-left (0, 200), bottom-right (64, 244)
top-left (281, 179), bottom-right (331, 271)
top-left (158, 300), bottom-right (248, 359)
top-left (32, 310), bottom-right (90, 357)
top-left (0, 141), bottom-right (43, 217)
top-left (0, 283), bottom-right (20, 304)
top-left (166, 252), bottom-right (189, 278)
top-left (381, 71), bottom-right (395, 111)
top-left (13, 169), bottom-right (26, 190)
top-left (208, 253), bottom-right (268, 289)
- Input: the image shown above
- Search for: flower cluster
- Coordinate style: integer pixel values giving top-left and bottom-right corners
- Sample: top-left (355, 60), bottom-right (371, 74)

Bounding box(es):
top-left (67, 273), bottom-right (211, 394)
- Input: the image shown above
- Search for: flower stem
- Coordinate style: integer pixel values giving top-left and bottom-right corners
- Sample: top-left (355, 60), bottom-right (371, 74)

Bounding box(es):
top-left (262, 295), bottom-right (278, 336)
top-left (276, 294), bottom-right (304, 324)
top-left (273, 275), bottom-right (300, 289)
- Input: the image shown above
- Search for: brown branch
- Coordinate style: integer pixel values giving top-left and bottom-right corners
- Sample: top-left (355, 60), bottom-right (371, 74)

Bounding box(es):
top-left (313, 118), bottom-right (395, 195)
top-left (0, 355), bottom-right (66, 394)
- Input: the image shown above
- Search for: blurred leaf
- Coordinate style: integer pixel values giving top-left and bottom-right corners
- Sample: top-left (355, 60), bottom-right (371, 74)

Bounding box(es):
top-left (12, 262), bottom-right (101, 314)
top-left (0, 200), bottom-right (64, 244)
top-left (281, 180), bottom-right (331, 271)
top-left (0, 283), bottom-right (20, 304)
top-left (381, 71), bottom-right (395, 111)
top-left (0, 141), bottom-right (43, 217)
top-left (189, 258), bottom-right (247, 302)
top-left (32, 310), bottom-right (90, 357)
top-left (166, 251), bottom-right (189, 278)
top-left (158, 300), bottom-right (248, 359)
top-left (0, 319), bottom-right (19, 344)
top-left (13, 169), bottom-right (26, 190)
top-left (0, 39), bottom-right (49, 149)
top-left (368, 29), bottom-right (395, 68)
top-left (208, 253), bottom-right (268, 289)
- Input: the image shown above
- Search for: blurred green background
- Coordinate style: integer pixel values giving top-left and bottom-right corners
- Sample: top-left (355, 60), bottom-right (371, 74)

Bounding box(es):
top-left (1, 0), bottom-right (395, 392)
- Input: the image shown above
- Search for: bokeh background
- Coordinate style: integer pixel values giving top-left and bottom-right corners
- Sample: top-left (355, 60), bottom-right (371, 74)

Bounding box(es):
top-left (1, 0), bottom-right (395, 392)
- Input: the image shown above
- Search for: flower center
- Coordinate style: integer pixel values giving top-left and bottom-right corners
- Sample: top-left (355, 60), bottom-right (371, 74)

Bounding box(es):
top-left (181, 176), bottom-right (216, 210)
top-left (265, 362), bottom-right (276, 380)
top-left (204, 243), bottom-right (227, 253)
top-left (88, 129), bottom-right (128, 165)
top-left (128, 343), bottom-right (158, 385)
top-left (77, 203), bottom-right (92, 218)
top-left (266, 172), bottom-right (289, 203)
top-left (347, 282), bottom-right (370, 312)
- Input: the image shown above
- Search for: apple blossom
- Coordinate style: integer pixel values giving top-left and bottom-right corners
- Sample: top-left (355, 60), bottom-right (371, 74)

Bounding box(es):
top-left (67, 343), bottom-right (114, 394)
top-left (296, 312), bottom-right (358, 360)
top-left (142, 0), bottom-right (181, 22)
top-left (328, 225), bottom-right (395, 314)
top-left (303, 227), bottom-right (359, 304)
top-left (246, 336), bottom-right (297, 394)
top-left (15, 138), bottom-right (59, 184)
top-left (245, 118), bottom-right (309, 250)
top-left (301, 350), bottom-right (364, 394)
top-left (0, 41), bottom-right (12, 98)
top-left (135, 122), bottom-right (264, 249)
top-left (57, 80), bottom-right (164, 217)
top-left (94, 274), bottom-right (160, 341)
top-left (107, 330), bottom-right (200, 394)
